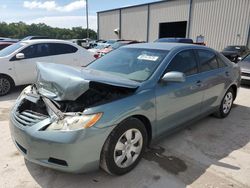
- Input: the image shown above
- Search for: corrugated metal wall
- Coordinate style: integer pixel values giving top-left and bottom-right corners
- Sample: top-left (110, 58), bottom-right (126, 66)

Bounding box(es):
top-left (121, 5), bottom-right (148, 41)
top-left (190, 0), bottom-right (250, 50)
top-left (98, 0), bottom-right (250, 50)
top-left (149, 0), bottom-right (189, 42)
top-left (98, 10), bottom-right (120, 40)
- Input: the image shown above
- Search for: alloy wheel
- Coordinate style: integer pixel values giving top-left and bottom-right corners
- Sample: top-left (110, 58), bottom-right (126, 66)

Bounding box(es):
top-left (223, 92), bottom-right (233, 114)
top-left (0, 77), bottom-right (11, 95)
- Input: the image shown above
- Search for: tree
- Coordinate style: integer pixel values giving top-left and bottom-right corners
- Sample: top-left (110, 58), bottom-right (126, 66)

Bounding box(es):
top-left (0, 22), bottom-right (97, 40)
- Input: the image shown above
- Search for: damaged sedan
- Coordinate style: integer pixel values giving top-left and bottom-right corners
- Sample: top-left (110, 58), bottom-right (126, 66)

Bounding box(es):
top-left (9, 43), bottom-right (240, 175)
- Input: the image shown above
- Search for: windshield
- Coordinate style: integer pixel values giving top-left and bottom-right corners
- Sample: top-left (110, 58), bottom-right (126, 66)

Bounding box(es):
top-left (88, 48), bottom-right (168, 82)
top-left (224, 46), bottom-right (242, 51)
top-left (0, 42), bottom-right (24, 57)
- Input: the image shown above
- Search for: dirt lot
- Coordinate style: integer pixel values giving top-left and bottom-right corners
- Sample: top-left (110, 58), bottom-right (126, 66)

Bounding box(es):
top-left (1, 86), bottom-right (250, 188)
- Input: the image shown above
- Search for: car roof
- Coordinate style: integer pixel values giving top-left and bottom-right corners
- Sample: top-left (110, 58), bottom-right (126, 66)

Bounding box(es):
top-left (123, 42), bottom-right (209, 51)
top-left (21, 39), bottom-right (76, 45)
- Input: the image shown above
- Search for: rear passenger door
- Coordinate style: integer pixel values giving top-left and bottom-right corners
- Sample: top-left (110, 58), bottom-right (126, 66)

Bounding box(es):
top-left (195, 49), bottom-right (229, 113)
top-left (49, 43), bottom-right (80, 66)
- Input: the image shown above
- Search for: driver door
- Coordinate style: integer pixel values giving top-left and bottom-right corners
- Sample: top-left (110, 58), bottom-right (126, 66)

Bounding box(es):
top-left (12, 43), bottom-right (52, 85)
top-left (155, 50), bottom-right (204, 135)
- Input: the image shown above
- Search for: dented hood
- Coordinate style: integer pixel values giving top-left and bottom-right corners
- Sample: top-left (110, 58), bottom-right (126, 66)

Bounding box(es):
top-left (36, 63), bottom-right (140, 101)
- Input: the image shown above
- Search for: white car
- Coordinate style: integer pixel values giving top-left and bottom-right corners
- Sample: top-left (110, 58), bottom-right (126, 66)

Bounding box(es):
top-left (0, 39), bottom-right (95, 96)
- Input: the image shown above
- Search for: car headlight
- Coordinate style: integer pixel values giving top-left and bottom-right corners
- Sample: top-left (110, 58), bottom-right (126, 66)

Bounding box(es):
top-left (46, 113), bottom-right (103, 131)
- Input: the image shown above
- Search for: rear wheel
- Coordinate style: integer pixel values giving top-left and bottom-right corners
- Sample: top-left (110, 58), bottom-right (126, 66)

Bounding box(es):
top-left (0, 75), bottom-right (13, 96)
top-left (214, 88), bottom-right (234, 118)
top-left (100, 118), bottom-right (147, 175)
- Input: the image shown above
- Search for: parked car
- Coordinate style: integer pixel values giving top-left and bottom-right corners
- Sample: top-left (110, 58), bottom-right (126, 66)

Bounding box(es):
top-left (0, 37), bottom-right (19, 43)
top-left (22, 36), bottom-right (50, 41)
top-left (238, 53), bottom-right (250, 84)
top-left (97, 40), bottom-right (140, 57)
top-left (88, 43), bottom-right (110, 56)
top-left (9, 43), bottom-right (240, 175)
top-left (0, 39), bottom-right (95, 96)
top-left (155, 37), bottom-right (194, 44)
top-left (155, 37), bottom-right (206, 46)
top-left (105, 39), bottom-right (118, 45)
top-left (0, 42), bottom-right (15, 50)
top-left (0, 37), bottom-right (12, 41)
top-left (221, 45), bottom-right (250, 63)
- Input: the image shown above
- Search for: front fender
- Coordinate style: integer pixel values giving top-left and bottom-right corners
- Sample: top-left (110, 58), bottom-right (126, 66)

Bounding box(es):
top-left (84, 88), bottom-right (156, 132)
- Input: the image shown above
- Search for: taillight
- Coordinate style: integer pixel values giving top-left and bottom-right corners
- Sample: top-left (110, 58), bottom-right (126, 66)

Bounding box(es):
top-left (94, 54), bottom-right (99, 59)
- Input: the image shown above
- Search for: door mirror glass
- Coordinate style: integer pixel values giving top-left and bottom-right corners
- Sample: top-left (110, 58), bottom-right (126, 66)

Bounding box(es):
top-left (161, 71), bottom-right (186, 82)
top-left (16, 53), bottom-right (25, 59)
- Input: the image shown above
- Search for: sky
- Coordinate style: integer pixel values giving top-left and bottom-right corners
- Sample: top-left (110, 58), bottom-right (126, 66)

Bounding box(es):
top-left (0, 0), bottom-right (160, 31)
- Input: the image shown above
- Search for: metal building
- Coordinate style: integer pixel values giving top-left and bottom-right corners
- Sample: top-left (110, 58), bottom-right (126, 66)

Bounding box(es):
top-left (97, 0), bottom-right (250, 50)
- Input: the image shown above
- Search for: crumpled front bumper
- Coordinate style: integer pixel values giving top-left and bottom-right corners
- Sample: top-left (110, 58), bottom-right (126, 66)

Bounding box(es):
top-left (9, 108), bottom-right (114, 173)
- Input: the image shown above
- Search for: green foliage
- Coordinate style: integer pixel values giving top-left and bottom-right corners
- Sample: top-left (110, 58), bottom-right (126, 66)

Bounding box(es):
top-left (0, 22), bottom-right (97, 40)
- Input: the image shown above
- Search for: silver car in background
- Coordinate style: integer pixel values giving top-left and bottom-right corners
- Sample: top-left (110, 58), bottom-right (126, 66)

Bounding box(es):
top-left (9, 43), bottom-right (241, 175)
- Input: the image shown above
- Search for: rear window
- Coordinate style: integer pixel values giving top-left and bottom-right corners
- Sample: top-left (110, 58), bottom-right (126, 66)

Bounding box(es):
top-left (155, 38), bottom-right (193, 43)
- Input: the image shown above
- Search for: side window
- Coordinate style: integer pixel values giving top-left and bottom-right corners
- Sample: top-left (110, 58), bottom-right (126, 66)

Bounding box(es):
top-left (20, 44), bottom-right (50, 59)
top-left (197, 50), bottom-right (218, 72)
top-left (49, 43), bottom-right (78, 56)
top-left (20, 45), bottom-right (37, 59)
top-left (166, 50), bottom-right (198, 76)
top-left (36, 44), bottom-right (50, 57)
top-left (217, 56), bottom-right (227, 68)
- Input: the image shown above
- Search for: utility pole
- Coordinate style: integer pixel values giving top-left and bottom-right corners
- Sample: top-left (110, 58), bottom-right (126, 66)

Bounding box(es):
top-left (86, 0), bottom-right (89, 39)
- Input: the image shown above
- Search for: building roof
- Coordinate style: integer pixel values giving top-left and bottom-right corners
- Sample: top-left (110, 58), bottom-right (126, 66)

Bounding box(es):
top-left (97, 0), bottom-right (165, 14)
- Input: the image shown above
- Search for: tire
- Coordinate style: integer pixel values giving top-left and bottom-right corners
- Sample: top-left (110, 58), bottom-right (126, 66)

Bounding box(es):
top-left (100, 118), bottom-right (148, 175)
top-left (0, 75), bottom-right (13, 96)
top-left (214, 88), bottom-right (234, 118)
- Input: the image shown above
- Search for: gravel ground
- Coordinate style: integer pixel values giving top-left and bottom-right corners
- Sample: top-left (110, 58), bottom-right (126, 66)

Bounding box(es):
top-left (1, 86), bottom-right (250, 188)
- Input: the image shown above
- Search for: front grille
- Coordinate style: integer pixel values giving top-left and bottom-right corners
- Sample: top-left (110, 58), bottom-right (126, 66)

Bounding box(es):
top-left (14, 110), bottom-right (48, 127)
top-left (241, 72), bottom-right (250, 77)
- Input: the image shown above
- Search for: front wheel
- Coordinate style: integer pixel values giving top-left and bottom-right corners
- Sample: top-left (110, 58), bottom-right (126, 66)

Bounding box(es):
top-left (0, 75), bottom-right (13, 96)
top-left (214, 88), bottom-right (234, 118)
top-left (100, 118), bottom-right (147, 175)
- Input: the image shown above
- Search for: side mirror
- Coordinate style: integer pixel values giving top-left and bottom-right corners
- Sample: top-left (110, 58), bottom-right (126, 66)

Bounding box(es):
top-left (237, 57), bottom-right (242, 62)
top-left (161, 71), bottom-right (186, 83)
top-left (16, 53), bottom-right (25, 59)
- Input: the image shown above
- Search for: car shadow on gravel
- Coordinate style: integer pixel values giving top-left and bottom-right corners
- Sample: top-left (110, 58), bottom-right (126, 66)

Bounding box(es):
top-left (25, 104), bottom-right (250, 188)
